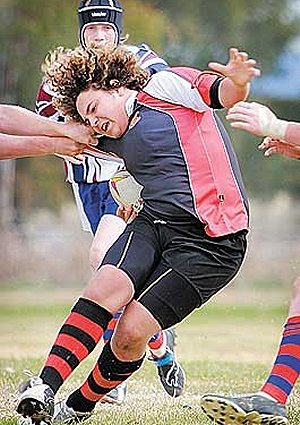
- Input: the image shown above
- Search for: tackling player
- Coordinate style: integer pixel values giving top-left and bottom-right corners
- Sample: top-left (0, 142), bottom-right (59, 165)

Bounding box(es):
top-left (200, 101), bottom-right (300, 425)
top-left (34, 0), bottom-right (185, 407)
top-left (16, 42), bottom-right (260, 423)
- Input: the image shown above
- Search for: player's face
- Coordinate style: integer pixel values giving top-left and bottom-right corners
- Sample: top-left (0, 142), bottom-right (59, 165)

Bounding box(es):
top-left (76, 87), bottom-right (130, 139)
top-left (84, 23), bottom-right (117, 47)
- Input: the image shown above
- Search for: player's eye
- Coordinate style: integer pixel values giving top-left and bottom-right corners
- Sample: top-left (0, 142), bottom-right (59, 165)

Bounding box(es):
top-left (101, 121), bottom-right (109, 132)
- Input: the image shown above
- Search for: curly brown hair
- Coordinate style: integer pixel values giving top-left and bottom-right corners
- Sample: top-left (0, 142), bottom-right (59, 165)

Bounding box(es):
top-left (42, 44), bottom-right (149, 123)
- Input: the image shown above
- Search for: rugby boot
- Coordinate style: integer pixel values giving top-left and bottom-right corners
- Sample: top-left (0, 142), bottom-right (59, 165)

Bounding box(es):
top-left (200, 393), bottom-right (289, 425)
top-left (17, 376), bottom-right (54, 424)
top-left (153, 328), bottom-right (186, 397)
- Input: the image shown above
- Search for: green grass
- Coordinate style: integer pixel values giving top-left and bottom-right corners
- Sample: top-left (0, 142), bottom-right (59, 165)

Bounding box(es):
top-left (0, 287), bottom-right (299, 424)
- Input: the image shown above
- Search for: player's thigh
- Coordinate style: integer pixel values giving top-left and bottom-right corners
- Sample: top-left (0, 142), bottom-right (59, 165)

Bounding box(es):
top-left (101, 214), bottom-right (161, 293)
top-left (137, 260), bottom-right (201, 329)
top-left (92, 214), bottom-right (127, 266)
top-left (164, 228), bottom-right (247, 306)
top-left (138, 230), bottom-right (247, 329)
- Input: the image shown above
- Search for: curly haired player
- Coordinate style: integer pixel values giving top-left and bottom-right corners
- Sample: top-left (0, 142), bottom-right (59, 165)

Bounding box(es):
top-left (33, 0), bottom-right (184, 410)
top-left (15, 42), bottom-right (260, 424)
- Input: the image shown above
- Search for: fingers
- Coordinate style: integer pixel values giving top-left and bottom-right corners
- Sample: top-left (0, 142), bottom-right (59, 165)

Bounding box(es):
top-left (229, 48), bottom-right (248, 62)
top-left (208, 61), bottom-right (226, 74)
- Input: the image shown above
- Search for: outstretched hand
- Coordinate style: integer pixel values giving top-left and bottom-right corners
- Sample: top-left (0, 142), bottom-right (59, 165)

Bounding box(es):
top-left (209, 48), bottom-right (261, 87)
top-left (258, 137), bottom-right (300, 159)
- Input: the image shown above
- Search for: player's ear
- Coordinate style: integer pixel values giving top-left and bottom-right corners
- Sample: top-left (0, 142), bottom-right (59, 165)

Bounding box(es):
top-left (116, 86), bottom-right (126, 97)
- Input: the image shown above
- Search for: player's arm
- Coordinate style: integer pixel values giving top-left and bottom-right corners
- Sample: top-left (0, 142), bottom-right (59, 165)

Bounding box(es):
top-left (208, 48), bottom-right (260, 108)
top-left (0, 133), bottom-right (85, 160)
top-left (226, 101), bottom-right (300, 145)
top-left (0, 104), bottom-right (94, 145)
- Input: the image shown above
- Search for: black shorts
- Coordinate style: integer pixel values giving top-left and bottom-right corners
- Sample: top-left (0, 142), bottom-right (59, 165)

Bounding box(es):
top-left (102, 211), bottom-right (247, 329)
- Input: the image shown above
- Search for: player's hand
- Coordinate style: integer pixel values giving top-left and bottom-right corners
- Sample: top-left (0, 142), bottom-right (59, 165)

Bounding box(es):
top-left (117, 205), bottom-right (138, 223)
top-left (258, 137), bottom-right (300, 159)
top-left (52, 138), bottom-right (86, 157)
top-left (209, 48), bottom-right (260, 87)
top-left (226, 101), bottom-right (287, 139)
top-left (60, 121), bottom-right (97, 146)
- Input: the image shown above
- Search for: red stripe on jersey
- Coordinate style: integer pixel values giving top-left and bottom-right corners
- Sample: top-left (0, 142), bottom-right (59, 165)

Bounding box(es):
top-left (55, 334), bottom-right (89, 362)
top-left (138, 85), bottom-right (248, 237)
top-left (36, 84), bottom-right (52, 102)
top-left (44, 354), bottom-right (72, 380)
top-left (38, 103), bottom-right (57, 118)
top-left (261, 382), bottom-right (289, 404)
top-left (64, 312), bottom-right (103, 343)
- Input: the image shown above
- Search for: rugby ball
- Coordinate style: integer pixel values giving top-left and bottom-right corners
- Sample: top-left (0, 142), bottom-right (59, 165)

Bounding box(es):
top-left (109, 169), bottom-right (143, 207)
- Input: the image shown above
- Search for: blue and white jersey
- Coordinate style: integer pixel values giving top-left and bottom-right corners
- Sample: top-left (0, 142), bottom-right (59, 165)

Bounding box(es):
top-left (36, 43), bottom-right (168, 183)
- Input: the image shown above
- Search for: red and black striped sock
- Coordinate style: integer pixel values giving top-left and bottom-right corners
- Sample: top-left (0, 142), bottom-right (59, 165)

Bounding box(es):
top-left (261, 316), bottom-right (300, 404)
top-left (40, 297), bottom-right (112, 393)
top-left (66, 342), bottom-right (145, 412)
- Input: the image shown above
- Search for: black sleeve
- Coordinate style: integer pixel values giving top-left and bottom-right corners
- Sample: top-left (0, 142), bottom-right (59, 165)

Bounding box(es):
top-left (209, 77), bottom-right (224, 109)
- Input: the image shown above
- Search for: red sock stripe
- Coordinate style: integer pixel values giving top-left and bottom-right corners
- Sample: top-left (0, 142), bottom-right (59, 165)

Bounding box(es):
top-left (286, 316), bottom-right (300, 324)
top-left (148, 331), bottom-right (164, 350)
top-left (65, 312), bottom-right (103, 342)
top-left (279, 343), bottom-right (300, 359)
top-left (271, 364), bottom-right (299, 385)
top-left (261, 382), bottom-right (288, 404)
top-left (283, 330), bottom-right (300, 337)
top-left (54, 334), bottom-right (89, 362)
top-left (80, 381), bottom-right (106, 402)
top-left (93, 363), bottom-right (124, 389)
top-left (44, 354), bottom-right (72, 380)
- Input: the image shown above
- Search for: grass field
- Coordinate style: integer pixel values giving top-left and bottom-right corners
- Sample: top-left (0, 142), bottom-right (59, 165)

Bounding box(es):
top-left (1, 285), bottom-right (300, 424)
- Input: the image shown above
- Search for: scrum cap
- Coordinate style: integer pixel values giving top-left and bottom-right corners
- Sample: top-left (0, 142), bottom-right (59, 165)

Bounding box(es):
top-left (78, 0), bottom-right (123, 47)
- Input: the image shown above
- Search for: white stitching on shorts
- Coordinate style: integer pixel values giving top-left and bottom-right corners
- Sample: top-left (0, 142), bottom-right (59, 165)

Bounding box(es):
top-left (137, 268), bottom-right (173, 300)
top-left (116, 231), bottom-right (134, 268)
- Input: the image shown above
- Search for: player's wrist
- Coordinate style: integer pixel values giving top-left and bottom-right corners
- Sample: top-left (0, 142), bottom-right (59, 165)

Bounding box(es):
top-left (257, 106), bottom-right (288, 139)
top-left (265, 117), bottom-right (288, 139)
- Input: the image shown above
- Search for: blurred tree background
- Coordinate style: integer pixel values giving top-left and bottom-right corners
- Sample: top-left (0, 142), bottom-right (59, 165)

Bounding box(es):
top-left (0, 0), bottom-right (299, 286)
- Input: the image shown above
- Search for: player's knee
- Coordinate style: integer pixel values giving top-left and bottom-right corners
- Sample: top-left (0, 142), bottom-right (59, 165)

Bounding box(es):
top-left (113, 323), bottom-right (144, 358)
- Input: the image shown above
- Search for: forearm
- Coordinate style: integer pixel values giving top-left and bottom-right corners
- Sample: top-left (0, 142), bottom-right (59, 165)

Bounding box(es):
top-left (0, 105), bottom-right (64, 137)
top-left (0, 133), bottom-right (56, 159)
top-left (284, 122), bottom-right (300, 146)
top-left (219, 79), bottom-right (250, 109)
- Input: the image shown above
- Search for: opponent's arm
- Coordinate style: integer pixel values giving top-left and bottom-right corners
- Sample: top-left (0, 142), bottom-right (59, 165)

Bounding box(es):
top-left (226, 101), bottom-right (300, 144)
top-left (208, 48), bottom-right (261, 108)
top-left (0, 104), bottom-right (94, 145)
top-left (0, 133), bottom-right (85, 160)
